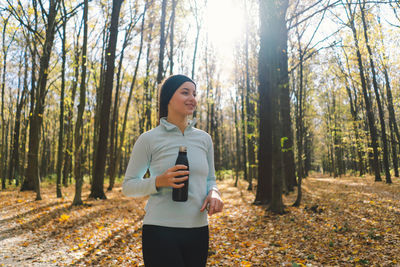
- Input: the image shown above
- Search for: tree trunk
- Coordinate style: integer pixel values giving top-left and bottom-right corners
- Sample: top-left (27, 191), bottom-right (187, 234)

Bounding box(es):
top-left (21, 38), bottom-right (36, 191)
top-left (108, 7), bottom-right (139, 191)
top-left (142, 13), bottom-right (154, 132)
top-left (169, 0), bottom-right (176, 75)
top-left (296, 52), bottom-right (305, 180)
top-left (234, 93), bottom-right (240, 187)
top-left (345, 0), bottom-right (381, 182)
top-left (72, 0), bottom-right (88, 206)
top-left (56, 0), bottom-right (67, 198)
top-left (243, 13), bottom-right (252, 186)
top-left (157, 0), bottom-right (167, 84)
top-left (63, 36), bottom-right (80, 187)
top-left (256, 0), bottom-right (288, 210)
top-left (191, 1), bottom-right (201, 80)
top-left (359, 0), bottom-right (391, 183)
top-left (279, 11), bottom-right (296, 193)
top-left (1, 16), bottom-right (9, 190)
top-left (93, 18), bottom-right (109, 184)
top-left (8, 48), bottom-right (28, 186)
top-left (377, 13), bottom-right (400, 177)
top-left (118, 1), bottom-right (147, 190)
top-left (384, 69), bottom-right (399, 177)
top-left (90, 0), bottom-right (124, 199)
top-left (24, 0), bottom-right (60, 200)
top-left (240, 79), bottom-right (249, 183)
top-left (389, 121), bottom-right (399, 177)
top-left (268, 2), bottom-right (286, 214)
top-left (213, 85), bottom-right (221, 171)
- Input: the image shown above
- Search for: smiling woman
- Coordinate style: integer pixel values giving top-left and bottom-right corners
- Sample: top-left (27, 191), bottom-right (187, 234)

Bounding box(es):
top-left (123, 74), bottom-right (223, 267)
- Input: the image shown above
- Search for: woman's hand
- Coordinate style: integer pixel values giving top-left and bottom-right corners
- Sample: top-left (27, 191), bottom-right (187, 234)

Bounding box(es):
top-left (200, 189), bottom-right (223, 216)
top-left (155, 165), bottom-right (189, 189)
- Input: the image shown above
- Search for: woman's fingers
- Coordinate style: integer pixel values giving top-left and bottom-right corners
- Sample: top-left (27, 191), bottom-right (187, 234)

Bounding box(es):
top-left (171, 176), bottom-right (188, 188)
top-left (174, 176), bottom-right (189, 182)
top-left (200, 198), bottom-right (209, 212)
top-left (156, 165), bottom-right (189, 188)
top-left (207, 198), bottom-right (223, 215)
top-left (171, 165), bottom-right (188, 172)
top-left (172, 170), bottom-right (189, 177)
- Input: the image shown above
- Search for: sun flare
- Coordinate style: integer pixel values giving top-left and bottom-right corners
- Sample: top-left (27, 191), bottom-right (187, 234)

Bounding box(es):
top-left (204, 0), bottom-right (246, 59)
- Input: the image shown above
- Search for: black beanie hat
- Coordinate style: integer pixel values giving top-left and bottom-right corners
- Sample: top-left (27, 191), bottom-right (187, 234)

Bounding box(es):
top-left (159, 74), bottom-right (196, 120)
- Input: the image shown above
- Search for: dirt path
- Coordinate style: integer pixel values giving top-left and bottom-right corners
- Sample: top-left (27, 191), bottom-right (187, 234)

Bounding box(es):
top-left (0, 175), bottom-right (399, 266)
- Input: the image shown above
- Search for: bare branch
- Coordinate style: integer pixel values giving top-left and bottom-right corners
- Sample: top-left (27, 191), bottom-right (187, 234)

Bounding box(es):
top-left (288, 0), bottom-right (397, 30)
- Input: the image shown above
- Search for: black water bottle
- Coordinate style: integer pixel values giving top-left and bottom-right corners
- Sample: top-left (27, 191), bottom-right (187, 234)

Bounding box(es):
top-left (173, 146), bottom-right (189, 202)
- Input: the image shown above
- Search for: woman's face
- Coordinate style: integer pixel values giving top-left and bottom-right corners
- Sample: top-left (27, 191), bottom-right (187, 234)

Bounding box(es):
top-left (168, 81), bottom-right (197, 117)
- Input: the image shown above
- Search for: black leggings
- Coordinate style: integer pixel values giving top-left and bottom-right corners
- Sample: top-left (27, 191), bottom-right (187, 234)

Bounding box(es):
top-left (142, 224), bottom-right (209, 267)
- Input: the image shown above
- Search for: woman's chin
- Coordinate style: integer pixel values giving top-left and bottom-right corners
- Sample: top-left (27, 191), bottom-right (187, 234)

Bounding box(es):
top-left (185, 109), bottom-right (195, 115)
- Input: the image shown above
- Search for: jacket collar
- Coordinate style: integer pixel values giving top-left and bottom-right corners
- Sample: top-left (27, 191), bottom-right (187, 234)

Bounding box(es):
top-left (160, 117), bottom-right (197, 132)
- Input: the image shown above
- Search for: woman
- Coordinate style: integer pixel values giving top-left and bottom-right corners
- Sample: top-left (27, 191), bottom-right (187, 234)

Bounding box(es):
top-left (122, 74), bottom-right (223, 267)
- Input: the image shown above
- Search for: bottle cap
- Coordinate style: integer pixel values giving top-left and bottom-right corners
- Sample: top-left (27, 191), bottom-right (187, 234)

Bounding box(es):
top-left (179, 146), bottom-right (187, 152)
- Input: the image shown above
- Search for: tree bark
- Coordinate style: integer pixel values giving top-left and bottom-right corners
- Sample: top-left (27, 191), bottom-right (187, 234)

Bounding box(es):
top-left (279, 3), bottom-right (296, 194)
top-left (190, 0), bottom-right (201, 80)
top-left (243, 2), bottom-right (255, 191)
top-left (240, 77), bottom-right (249, 183)
top-left (90, 0), bottom-right (124, 199)
top-left (157, 0), bottom-right (167, 84)
top-left (108, 7), bottom-right (142, 191)
top-left (268, 0), bottom-right (287, 214)
top-left (384, 69), bottom-right (399, 177)
top-left (142, 12), bottom-right (154, 132)
top-left (1, 15), bottom-right (10, 190)
top-left (56, 0), bottom-right (67, 198)
top-left (359, 0), bottom-right (391, 183)
top-left (24, 0), bottom-right (60, 200)
top-left (389, 121), bottom-right (399, 177)
top-left (63, 36), bottom-right (80, 187)
top-left (345, 0), bottom-right (381, 182)
top-left (378, 14), bottom-right (400, 177)
top-left (73, 0), bottom-right (89, 206)
top-left (234, 93), bottom-right (241, 187)
top-left (169, 0), bottom-right (176, 75)
top-left (256, 0), bottom-right (289, 212)
top-left (118, 1), bottom-right (147, 190)
top-left (8, 48), bottom-right (28, 187)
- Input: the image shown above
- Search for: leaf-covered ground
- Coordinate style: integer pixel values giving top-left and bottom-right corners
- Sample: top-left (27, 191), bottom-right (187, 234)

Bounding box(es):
top-left (0, 175), bottom-right (399, 266)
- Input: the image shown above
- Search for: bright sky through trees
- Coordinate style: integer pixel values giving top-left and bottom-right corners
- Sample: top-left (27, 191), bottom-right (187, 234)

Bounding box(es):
top-left (203, 0), bottom-right (245, 69)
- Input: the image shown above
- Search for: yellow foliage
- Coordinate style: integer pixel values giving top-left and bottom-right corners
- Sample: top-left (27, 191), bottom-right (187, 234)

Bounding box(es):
top-left (58, 214), bottom-right (70, 222)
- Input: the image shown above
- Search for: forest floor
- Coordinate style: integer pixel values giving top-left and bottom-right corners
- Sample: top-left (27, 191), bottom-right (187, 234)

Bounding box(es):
top-left (0, 174), bottom-right (399, 266)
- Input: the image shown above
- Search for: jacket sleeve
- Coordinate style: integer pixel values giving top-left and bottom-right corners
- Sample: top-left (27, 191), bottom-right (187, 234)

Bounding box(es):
top-left (206, 134), bottom-right (218, 194)
top-left (122, 133), bottom-right (158, 197)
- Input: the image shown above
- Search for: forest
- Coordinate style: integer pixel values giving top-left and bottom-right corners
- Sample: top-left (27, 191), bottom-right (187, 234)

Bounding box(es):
top-left (0, 0), bottom-right (400, 265)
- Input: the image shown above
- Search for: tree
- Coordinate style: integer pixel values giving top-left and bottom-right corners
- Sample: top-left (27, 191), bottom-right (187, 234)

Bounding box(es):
top-left (258, 0), bottom-right (289, 214)
top-left (108, 3), bottom-right (144, 191)
top-left (90, 0), bottom-right (124, 200)
top-left (169, 0), bottom-right (177, 75)
top-left (72, 0), bottom-right (88, 206)
top-left (359, 0), bottom-right (391, 183)
top-left (22, 0), bottom-right (61, 200)
top-left (1, 14), bottom-right (14, 189)
top-left (8, 46), bottom-right (28, 187)
top-left (156, 0), bottom-right (167, 84)
top-left (56, 0), bottom-right (67, 198)
top-left (343, 0), bottom-right (381, 182)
